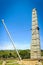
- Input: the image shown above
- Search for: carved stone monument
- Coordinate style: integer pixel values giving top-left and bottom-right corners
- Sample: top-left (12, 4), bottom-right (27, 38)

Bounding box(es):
top-left (31, 8), bottom-right (41, 59)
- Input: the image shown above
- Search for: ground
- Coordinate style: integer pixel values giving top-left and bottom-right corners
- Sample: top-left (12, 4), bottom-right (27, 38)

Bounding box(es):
top-left (0, 59), bottom-right (43, 65)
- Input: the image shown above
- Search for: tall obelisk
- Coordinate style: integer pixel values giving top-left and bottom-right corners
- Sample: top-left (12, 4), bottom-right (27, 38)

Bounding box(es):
top-left (31, 8), bottom-right (41, 59)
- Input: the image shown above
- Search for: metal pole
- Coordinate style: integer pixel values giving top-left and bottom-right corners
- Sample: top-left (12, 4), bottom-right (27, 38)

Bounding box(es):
top-left (1, 19), bottom-right (21, 60)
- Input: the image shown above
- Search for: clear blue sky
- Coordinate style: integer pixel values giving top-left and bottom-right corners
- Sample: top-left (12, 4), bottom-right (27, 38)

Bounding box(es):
top-left (0, 0), bottom-right (43, 50)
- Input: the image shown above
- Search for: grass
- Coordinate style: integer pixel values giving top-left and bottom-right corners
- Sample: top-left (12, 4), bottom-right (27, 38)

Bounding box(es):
top-left (0, 59), bottom-right (24, 65)
top-left (6, 59), bottom-right (23, 65)
top-left (6, 59), bottom-right (17, 63)
top-left (6, 63), bottom-right (20, 65)
top-left (42, 61), bottom-right (43, 65)
top-left (0, 60), bottom-right (3, 65)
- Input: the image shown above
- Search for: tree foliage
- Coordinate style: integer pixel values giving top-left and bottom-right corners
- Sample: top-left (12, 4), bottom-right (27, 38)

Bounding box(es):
top-left (0, 49), bottom-right (43, 59)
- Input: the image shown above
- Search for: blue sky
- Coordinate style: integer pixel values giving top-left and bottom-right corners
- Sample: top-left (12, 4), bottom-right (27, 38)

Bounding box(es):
top-left (0, 0), bottom-right (43, 50)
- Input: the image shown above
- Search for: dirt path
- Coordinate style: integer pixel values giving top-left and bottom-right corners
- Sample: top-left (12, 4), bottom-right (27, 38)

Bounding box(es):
top-left (37, 61), bottom-right (42, 65)
top-left (18, 60), bottom-right (42, 65)
top-left (2, 61), bottom-right (6, 65)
